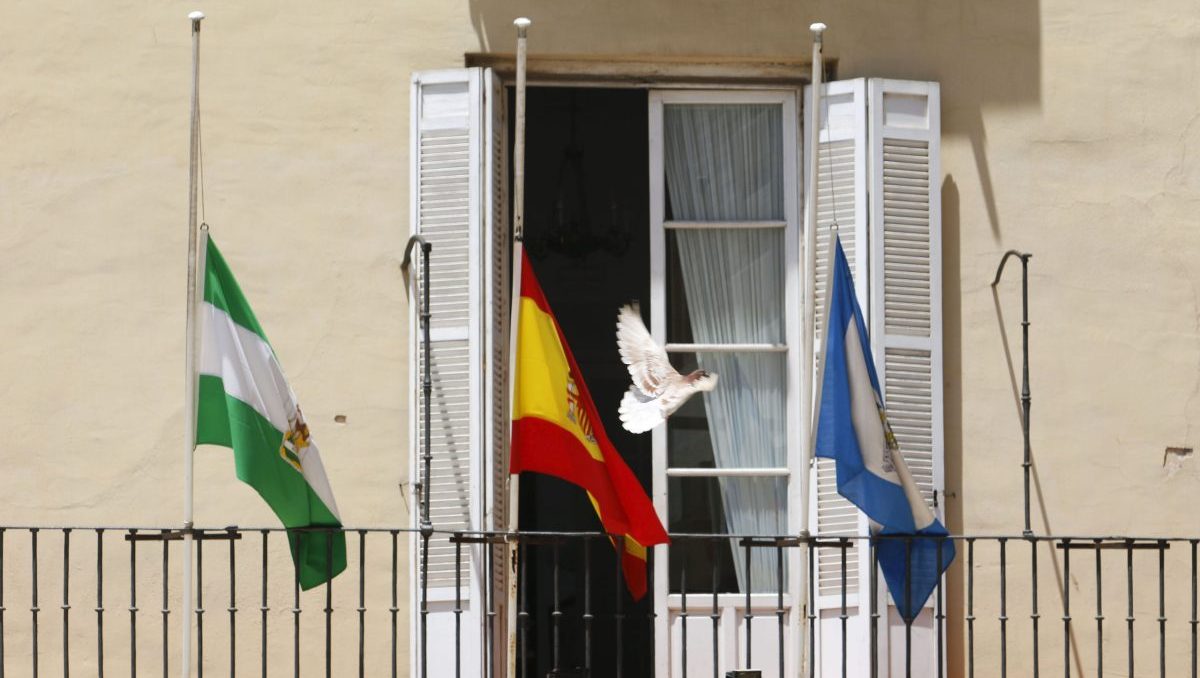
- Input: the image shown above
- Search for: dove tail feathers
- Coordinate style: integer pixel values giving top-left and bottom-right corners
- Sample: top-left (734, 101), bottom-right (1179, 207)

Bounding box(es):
top-left (619, 387), bottom-right (663, 434)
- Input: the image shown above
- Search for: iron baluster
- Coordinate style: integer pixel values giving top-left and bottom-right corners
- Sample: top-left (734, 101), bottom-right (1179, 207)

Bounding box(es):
top-left (551, 540), bottom-right (561, 675)
top-left (905, 537), bottom-right (913, 678)
top-left (807, 539), bottom-right (815, 678)
top-left (32, 529), bottom-right (39, 678)
top-left (518, 540), bottom-right (528, 678)
top-left (680, 541), bottom-right (688, 678)
top-left (967, 538), bottom-right (975, 678)
top-left (584, 537), bottom-right (593, 676)
top-left (1000, 537), bottom-right (1008, 678)
top-left (96, 529), bottom-right (104, 678)
top-left (196, 537), bottom-right (203, 678)
top-left (390, 530), bottom-right (398, 678)
top-left (714, 539), bottom-right (722, 678)
top-left (1095, 539), bottom-right (1103, 678)
top-left (325, 531), bottom-right (334, 678)
top-left (1159, 540), bottom-right (1166, 678)
top-left (128, 530), bottom-right (137, 678)
top-left (62, 528), bottom-right (70, 678)
top-left (291, 534), bottom-right (300, 678)
top-left (840, 538), bottom-right (848, 678)
top-left (260, 531), bottom-right (268, 678)
top-left (358, 531), bottom-right (366, 678)
top-left (1062, 539), bottom-right (1071, 678)
top-left (1030, 536), bottom-right (1039, 678)
top-left (454, 536), bottom-right (463, 678)
top-left (1127, 540), bottom-right (1134, 678)
top-left (744, 538), bottom-right (752, 670)
top-left (1190, 537), bottom-right (1200, 676)
top-left (936, 538), bottom-right (945, 678)
top-left (871, 539), bottom-right (880, 678)
top-left (228, 529), bottom-right (237, 678)
top-left (777, 542), bottom-right (785, 678)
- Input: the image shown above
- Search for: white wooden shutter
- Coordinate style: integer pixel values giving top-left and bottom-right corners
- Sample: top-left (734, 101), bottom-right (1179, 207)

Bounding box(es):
top-left (867, 79), bottom-right (943, 676)
top-left (410, 67), bottom-right (500, 677)
top-left (804, 78), bottom-right (873, 678)
top-left (480, 68), bottom-right (510, 678)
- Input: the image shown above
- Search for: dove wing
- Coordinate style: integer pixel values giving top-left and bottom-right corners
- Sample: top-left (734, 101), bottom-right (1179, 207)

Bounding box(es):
top-left (616, 305), bottom-right (676, 397)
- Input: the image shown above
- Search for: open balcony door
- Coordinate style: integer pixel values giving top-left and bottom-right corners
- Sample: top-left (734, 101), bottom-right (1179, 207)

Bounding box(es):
top-left (649, 88), bottom-right (804, 678)
top-left (408, 67), bottom-right (509, 678)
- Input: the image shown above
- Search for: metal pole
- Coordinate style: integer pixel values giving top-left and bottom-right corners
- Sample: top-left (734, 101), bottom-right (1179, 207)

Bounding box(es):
top-left (991, 250), bottom-right (1033, 536)
top-left (505, 16), bottom-right (531, 678)
top-left (799, 22), bottom-right (826, 678)
top-left (401, 234), bottom-right (432, 677)
top-left (182, 10), bottom-right (205, 678)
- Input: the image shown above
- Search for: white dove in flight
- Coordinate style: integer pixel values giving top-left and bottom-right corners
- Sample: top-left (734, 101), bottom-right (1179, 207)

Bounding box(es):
top-left (616, 304), bottom-right (718, 434)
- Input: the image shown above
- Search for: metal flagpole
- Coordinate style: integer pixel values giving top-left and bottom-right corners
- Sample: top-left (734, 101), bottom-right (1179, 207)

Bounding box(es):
top-left (991, 250), bottom-right (1033, 536)
top-left (799, 20), bottom-right (826, 678)
top-left (504, 16), bottom-right (531, 678)
top-left (182, 9), bottom-right (206, 678)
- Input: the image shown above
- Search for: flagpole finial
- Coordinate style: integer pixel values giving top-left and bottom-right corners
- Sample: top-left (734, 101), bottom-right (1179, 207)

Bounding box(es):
top-left (189, 10), bottom-right (205, 22)
top-left (810, 22), bottom-right (827, 42)
top-left (514, 17), bottom-right (531, 35)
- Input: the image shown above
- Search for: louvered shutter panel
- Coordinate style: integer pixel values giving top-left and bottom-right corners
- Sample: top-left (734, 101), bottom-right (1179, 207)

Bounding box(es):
top-left (867, 79), bottom-right (943, 675)
top-left (804, 78), bottom-right (873, 677)
top-left (480, 68), bottom-right (511, 678)
top-left (411, 67), bottom-right (495, 676)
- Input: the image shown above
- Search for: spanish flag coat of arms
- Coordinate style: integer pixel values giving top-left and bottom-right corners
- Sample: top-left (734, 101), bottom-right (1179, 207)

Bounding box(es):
top-left (510, 251), bottom-right (669, 600)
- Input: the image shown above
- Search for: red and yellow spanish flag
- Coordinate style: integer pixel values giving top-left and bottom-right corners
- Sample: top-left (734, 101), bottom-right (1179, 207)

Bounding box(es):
top-left (510, 250), bottom-right (669, 600)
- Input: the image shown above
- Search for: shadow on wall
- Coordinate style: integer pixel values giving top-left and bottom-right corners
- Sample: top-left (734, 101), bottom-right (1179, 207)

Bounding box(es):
top-left (468, 0), bottom-right (1041, 239)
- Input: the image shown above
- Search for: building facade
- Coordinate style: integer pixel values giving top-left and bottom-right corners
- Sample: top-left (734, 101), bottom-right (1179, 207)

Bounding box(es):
top-left (4, 0), bottom-right (1200, 675)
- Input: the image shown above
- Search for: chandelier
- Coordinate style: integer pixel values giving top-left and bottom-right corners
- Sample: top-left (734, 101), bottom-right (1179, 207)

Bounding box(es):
top-left (526, 92), bottom-right (632, 260)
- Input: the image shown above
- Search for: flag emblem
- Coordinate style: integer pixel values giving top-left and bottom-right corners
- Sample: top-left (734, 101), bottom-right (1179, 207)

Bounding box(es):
top-left (279, 407), bottom-right (310, 473)
top-left (565, 377), bottom-right (597, 444)
top-left (815, 235), bottom-right (954, 621)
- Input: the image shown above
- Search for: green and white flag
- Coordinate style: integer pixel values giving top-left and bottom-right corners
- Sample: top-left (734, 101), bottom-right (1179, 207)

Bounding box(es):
top-left (195, 235), bottom-right (346, 589)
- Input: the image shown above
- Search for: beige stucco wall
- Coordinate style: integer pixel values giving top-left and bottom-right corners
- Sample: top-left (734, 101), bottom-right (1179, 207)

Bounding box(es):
top-left (0, 1), bottom-right (480, 673)
top-left (4, 0), bottom-right (1200, 673)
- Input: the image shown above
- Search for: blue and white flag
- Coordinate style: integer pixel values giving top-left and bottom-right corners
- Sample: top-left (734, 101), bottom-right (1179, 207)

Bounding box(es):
top-left (814, 236), bottom-right (954, 621)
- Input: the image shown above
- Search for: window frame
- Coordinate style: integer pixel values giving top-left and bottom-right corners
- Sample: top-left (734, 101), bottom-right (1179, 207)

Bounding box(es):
top-left (648, 87), bottom-right (804, 674)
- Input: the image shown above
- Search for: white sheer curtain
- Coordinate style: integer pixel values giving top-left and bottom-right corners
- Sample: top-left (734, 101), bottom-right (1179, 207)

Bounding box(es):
top-left (664, 104), bottom-right (788, 592)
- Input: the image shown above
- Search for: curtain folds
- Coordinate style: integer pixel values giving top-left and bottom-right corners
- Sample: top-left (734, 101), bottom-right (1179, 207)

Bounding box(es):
top-left (664, 104), bottom-right (787, 592)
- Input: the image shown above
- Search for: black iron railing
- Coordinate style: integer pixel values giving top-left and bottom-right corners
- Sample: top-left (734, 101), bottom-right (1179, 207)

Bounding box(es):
top-left (0, 526), bottom-right (1196, 677)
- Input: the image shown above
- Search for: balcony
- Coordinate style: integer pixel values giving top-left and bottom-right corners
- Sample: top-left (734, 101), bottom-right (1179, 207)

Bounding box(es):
top-left (0, 526), bottom-right (1193, 676)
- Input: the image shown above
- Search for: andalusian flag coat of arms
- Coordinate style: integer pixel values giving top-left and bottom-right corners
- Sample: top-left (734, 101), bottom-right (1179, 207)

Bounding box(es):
top-left (195, 234), bottom-right (346, 589)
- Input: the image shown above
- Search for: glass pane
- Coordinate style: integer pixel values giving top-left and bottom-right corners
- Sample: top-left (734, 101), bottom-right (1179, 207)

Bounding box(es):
top-left (666, 352), bottom-right (787, 469)
top-left (668, 476), bottom-right (788, 593)
top-left (663, 104), bottom-right (784, 221)
top-left (666, 229), bottom-right (785, 344)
